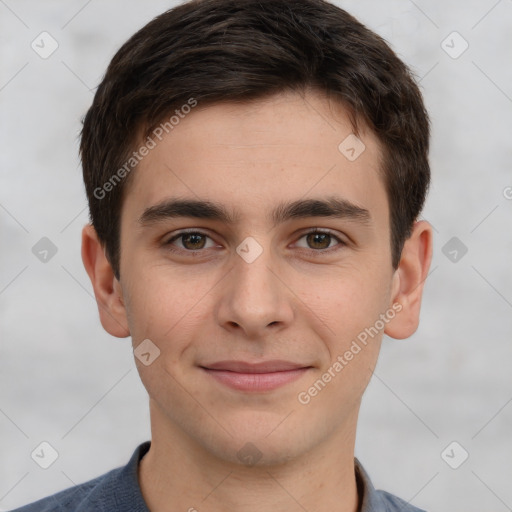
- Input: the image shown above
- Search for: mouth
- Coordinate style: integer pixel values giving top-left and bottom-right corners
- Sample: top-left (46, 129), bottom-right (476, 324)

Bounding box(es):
top-left (200, 360), bottom-right (313, 392)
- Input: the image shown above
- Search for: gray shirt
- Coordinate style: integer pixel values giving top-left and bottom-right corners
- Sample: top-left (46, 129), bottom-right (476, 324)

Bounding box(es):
top-left (11, 441), bottom-right (426, 511)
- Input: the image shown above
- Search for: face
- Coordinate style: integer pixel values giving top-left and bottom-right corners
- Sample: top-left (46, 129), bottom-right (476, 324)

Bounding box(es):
top-left (95, 90), bottom-right (413, 465)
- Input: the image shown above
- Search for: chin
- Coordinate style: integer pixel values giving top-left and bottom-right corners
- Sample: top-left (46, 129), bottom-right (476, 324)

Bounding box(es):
top-left (204, 435), bottom-right (307, 468)
top-left (196, 411), bottom-right (317, 468)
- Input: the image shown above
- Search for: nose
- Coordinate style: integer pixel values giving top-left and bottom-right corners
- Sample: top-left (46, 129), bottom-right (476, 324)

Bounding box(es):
top-left (215, 243), bottom-right (295, 339)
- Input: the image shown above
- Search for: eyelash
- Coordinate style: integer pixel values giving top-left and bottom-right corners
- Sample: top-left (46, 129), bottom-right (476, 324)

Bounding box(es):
top-left (163, 228), bottom-right (346, 255)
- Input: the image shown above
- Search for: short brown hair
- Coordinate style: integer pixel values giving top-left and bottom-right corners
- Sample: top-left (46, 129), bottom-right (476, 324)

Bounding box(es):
top-left (80, 0), bottom-right (430, 280)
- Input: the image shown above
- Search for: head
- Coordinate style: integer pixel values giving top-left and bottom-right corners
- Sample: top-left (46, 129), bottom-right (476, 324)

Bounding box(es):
top-left (81, 0), bottom-right (432, 466)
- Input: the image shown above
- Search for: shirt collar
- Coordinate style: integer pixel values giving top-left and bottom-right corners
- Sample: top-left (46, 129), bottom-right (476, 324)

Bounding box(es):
top-left (128, 443), bottom-right (392, 511)
top-left (355, 456), bottom-right (386, 511)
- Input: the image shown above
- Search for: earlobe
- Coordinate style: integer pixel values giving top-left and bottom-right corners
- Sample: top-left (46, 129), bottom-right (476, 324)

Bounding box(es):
top-left (384, 220), bottom-right (433, 340)
top-left (81, 223), bottom-right (130, 338)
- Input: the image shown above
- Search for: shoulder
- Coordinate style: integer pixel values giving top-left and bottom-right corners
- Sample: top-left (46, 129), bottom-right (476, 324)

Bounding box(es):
top-left (9, 442), bottom-right (150, 512)
top-left (9, 466), bottom-right (123, 512)
top-left (355, 458), bottom-right (428, 512)
top-left (375, 489), bottom-right (427, 512)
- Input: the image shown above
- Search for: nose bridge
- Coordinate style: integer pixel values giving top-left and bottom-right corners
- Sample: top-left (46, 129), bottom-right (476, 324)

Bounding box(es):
top-left (216, 238), bottom-right (294, 335)
top-left (233, 242), bottom-right (281, 312)
top-left (235, 248), bottom-right (277, 301)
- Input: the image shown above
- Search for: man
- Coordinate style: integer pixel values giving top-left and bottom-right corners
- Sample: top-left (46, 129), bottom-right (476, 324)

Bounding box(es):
top-left (13, 0), bottom-right (433, 510)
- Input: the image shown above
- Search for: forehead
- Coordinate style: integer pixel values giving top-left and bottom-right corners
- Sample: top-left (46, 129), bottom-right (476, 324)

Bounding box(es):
top-left (124, 90), bottom-right (387, 225)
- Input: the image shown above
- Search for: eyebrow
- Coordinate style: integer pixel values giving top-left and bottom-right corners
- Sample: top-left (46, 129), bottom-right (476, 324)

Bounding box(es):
top-left (138, 196), bottom-right (371, 227)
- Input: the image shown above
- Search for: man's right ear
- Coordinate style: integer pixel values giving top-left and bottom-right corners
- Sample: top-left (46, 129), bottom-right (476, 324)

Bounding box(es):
top-left (81, 223), bottom-right (130, 338)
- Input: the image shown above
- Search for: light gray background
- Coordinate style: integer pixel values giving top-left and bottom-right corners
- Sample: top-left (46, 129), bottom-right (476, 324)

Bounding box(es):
top-left (1, 1), bottom-right (511, 510)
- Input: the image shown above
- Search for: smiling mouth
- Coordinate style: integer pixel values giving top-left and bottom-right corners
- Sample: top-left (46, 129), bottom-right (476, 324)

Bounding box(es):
top-left (200, 360), bottom-right (313, 392)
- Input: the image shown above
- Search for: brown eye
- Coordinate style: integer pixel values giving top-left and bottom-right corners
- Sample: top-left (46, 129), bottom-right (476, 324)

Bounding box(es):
top-left (165, 231), bottom-right (216, 251)
top-left (180, 233), bottom-right (207, 250)
top-left (306, 232), bottom-right (332, 250)
top-left (295, 230), bottom-right (343, 251)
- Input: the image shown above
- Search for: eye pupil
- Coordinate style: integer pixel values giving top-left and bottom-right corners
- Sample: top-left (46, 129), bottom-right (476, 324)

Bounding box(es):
top-left (307, 232), bottom-right (331, 249)
top-left (182, 233), bottom-right (206, 250)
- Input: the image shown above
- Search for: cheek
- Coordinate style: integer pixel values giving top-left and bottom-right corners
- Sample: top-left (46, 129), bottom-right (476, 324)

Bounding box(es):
top-left (303, 265), bottom-right (391, 340)
top-left (126, 271), bottom-right (208, 403)
top-left (296, 273), bottom-right (388, 414)
top-left (124, 259), bottom-right (214, 340)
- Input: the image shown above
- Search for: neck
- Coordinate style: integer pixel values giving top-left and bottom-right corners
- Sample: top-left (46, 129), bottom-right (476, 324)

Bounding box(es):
top-left (138, 402), bottom-right (360, 512)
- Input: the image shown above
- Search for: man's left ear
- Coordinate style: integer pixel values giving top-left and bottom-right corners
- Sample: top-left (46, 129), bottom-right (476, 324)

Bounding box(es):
top-left (384, 220), bottom-right (433, 340)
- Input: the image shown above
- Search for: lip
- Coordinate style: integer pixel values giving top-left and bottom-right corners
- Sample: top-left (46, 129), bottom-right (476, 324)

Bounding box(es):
top-left (200, 360), bottom-right (312, 392)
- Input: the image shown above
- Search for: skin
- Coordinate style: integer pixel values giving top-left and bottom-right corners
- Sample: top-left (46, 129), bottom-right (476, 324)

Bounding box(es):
top-left (82, 89), bottom-right (433, 512)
